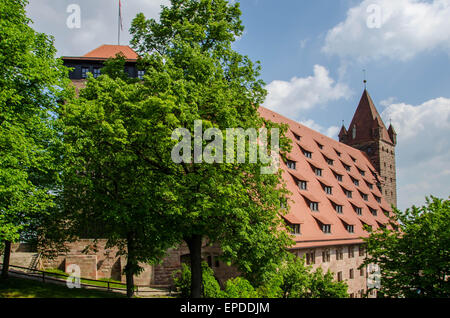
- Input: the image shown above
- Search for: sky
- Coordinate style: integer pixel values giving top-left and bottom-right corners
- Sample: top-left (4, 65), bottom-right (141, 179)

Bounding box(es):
top-left (26, 0), bottom-right (450, 210)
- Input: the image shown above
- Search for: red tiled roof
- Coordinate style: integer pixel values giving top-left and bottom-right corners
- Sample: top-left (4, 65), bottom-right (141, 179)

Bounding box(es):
top-left (83, 45), bottom-right (138, 60)
top-left (258, 106), bottom-right (393, 247)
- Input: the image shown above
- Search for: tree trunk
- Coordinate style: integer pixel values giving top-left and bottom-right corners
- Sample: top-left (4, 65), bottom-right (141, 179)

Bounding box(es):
top-left (125, 233), bottom-right (136, 298)
top-left (186, 235), bottom-right (203, 298)
top-left (1, 241), bottom-right (11, 279)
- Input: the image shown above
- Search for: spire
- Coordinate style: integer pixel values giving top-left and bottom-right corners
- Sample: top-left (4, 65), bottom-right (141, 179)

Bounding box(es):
top-left (346, 89), bottom-right (393, 145)
top-left (338, 123), bottom-right (348, 143)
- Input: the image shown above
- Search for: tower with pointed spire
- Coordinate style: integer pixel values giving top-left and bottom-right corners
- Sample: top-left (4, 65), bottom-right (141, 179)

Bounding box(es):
top-left (339, 89), bottom-right (397, 207)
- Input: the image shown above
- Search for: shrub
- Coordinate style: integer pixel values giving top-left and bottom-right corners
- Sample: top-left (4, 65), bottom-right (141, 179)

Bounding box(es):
top-left (172, 262), bottom-right (221, 298)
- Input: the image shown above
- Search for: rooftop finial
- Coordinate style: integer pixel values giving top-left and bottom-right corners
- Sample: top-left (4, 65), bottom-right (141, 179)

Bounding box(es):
top-left (363, 69), bottom-right (367, 89)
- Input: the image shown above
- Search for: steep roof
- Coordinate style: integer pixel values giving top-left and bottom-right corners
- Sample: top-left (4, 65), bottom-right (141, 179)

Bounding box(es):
top-left (258, 106), bottom-right (393, 249)
top-left (346, 89), bottom-right (393, 145)
top-left (83, 44), bottom-right (138, 60)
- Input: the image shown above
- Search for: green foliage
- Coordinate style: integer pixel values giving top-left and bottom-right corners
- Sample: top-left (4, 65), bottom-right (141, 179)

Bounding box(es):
top-left (0, 0), bottom-right (71, 246)
top-left (173, 262), bottom-right (221, 298)
top-left (363, 196), bottom-right (450, 298)
top-left (220, 277), bottom-right (259, 298)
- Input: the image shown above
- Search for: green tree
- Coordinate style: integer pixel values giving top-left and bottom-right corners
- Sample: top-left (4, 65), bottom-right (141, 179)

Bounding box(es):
top-left (129, 0), bottom-right (294, 297)
top-left (0, 0), bottom-right (70, 278)
top-left (363, 196), bottom-right (450, 298)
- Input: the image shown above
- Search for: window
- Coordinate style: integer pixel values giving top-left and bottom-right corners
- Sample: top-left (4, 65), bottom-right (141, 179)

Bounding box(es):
top-left (292, 132), bottom-right (301, 141)
top-left (346, 225), bottom-right (354, 233)
top-left (375, 195), bottom-right (381, 203)
top-left (324, 186), bottom-right (332, 195)
top-left (367, 182), bottom-right (374, 190)
top-left (93, 68), bottom-right (101, 78)
top-left (322, 224), bottom-right (331, 234)
top-left (350, 155), bottom-right (356, 162)
top-left (81, 67), bottom-right (90, 79)
top-left (303, 149), bottom-right (312, 158)
top-left (336, 205), bottom-right (343, 214)
top-left (310, 202), bottom-right (319, 211)
top-left (137, 70), bottom-right (145, 79)
top-left (337, 271), bottom-right (343, 282)
top-left (370, 208), bottom-right (377, 216)
top-left (358, 169), bottom-right (365, 176)
top-left (348, 246), bottom-right (354, 258)
top-left (346, 190), bottom-right (352, 199)
top-left (343, 164), bottom-right (351, 172)
top-left (326, 158), bottom-right (334, 165)
top-left (316, 142), bottom-right (323, 150)
top-left (359, 245), bottom-right (365, 256)
top-left (306, 251), bottom-right (315, 265)
top-left (335, 150), bottom-right (341, 157)
top-left (354, 206), bottom-right (362, 215)
top-left (298, 180), bottom-right (307, 190)
top-left (289, 223), bottom-right (301, 235)
top-left (335, 174), bottom-right (343, 182)
top-left (361, 193), bottom-right (368, 201)
top-left (349, 269), bottom-right (354, 279)
top-left (214, 256), bottom-right (220, 268)
top-left (286, 160), bottom-right (296, 170)
top-left (336, 248), bottom-right (343, 260)
top-left (353, 178), bottom-right (360, 186)
top-left (207, 255), bottom-right (212, 267)
top-left (322, 249), bottom-right (330, 263)
top-left (360, 267), bottom-right (365, 277)
top-left (315, 168), bottom-right (322, 177)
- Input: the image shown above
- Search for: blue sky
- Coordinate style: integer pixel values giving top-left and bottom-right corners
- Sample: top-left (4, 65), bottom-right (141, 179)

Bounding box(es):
top-left (27, 0), bottom-right (450, 210)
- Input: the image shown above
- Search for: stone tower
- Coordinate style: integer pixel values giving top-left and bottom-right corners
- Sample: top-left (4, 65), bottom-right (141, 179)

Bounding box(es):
top-left (339, 89), bottom-right (397, 207)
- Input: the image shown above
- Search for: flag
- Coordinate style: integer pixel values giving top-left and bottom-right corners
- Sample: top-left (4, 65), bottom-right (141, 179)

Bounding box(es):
top-left (119, 0), bottom-right (123, 31)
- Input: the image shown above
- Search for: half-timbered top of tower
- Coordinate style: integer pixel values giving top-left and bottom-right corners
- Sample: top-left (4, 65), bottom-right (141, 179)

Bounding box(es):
top-left (345, 89), bottom-right (393, 146)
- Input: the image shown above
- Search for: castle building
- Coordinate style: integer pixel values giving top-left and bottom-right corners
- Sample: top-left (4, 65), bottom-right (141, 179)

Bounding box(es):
top-left (34, 45), bottom-right (397, 297)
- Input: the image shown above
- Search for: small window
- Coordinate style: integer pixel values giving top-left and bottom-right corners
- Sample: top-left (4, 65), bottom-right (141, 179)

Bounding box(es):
top-left (324, 186), bottom-right (332, 195)
top-left (81, 67), bottom-right (90, 79)
top-left (289, 223), bottom-right (301, 235)
top-left (336, 248), bottom-right (343, 260)
top-left (370, 208), bottom-right (377, 216)
top-left (322, 224), bottom-right (331, 233)
top-left (207, 255), bottom-right (212, 267)
top-left (353, 178), bottom-right (360, 187)
top-left (214, 256), bottom-right (220, 268)
top-left (335, 174), bottom-right (343, 182)
top-left (315, 168), bottom-right (322, 177)
top-left (349, 268), bottom-right (354, 279)
top-left (346, 225), bottom-right (354, 233)
top-left (286, 160), bottom-right (296, 170)
top-left (326, 158), bottom-right (334, 165)
top-left (367, 182), bottom-right (373, 190)
top-left (306, 251), bottom-right (315, 265)
top-left (303, 150), bottom-right (312, 158)
top-left (298, 180), bottom-right (307, 190)
top-left (354, 207), bottom-right (362, 215)
top-left (322, 250), bottom-right (330, 263)
top-left (137, 70), bottom-right (145, 79)
top-left (310, 202), bottom-right (319, 211)
top-left (344, 164), bottom-right (351, 172)
top-left (348, 246), bottom-right (354, 258)
top-left (358, 168), bottom-right (365, 176)
top-left (337, 271), bottom-right (343, 282)
top-left (316, 142), bottom-right (323, 150)
top-left (346, 190), bottom-right (352, 199)
top-left (359, 245), bottom-right (365, 256)
top-left (375, 195), bottom-right (381, 203)
top-left (93, 68), bottom-right (101, 78)
top-left (360, 267), bottom-right (365, 277)
top-left (292, 132), bottom-right (301, 141)
top-left (335, 150), bottom-right (341, 157)
top-left (336, 205), bottom-right (343, 214)
top-left (361, 192), bottom-right (368, 201)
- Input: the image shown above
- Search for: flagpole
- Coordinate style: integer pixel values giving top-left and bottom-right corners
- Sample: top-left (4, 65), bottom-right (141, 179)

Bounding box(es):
top-left (118, 0), bottom-right (120, 45)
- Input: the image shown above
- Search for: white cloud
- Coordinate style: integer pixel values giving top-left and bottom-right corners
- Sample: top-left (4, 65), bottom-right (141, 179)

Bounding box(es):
top-left (381, 97), bottom-right (450, 209)
top-left (26, 0), bottom-right (169, 57)
top-left (322, 0), bottom-right (450, 61)
top-left (263, 65), bottom-right (351, 120)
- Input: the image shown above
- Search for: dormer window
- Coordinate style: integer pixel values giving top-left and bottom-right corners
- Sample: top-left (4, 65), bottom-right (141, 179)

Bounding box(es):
top-left (346, 225), bottom-right (354, 233)
top-left (288, 223), bottom-right (301, 235)
top-left (286, 160), bottom-right (296, 170)
top-left (352, 177), bottom-right (359, 187)
top-left (354, 206), bottom-right (362, 215)
top-left (366, 181), bottom-right (373, 190)
top-left (316, 142), bottom-right (323, 150)
top-left (370, 208), bottom-right (378, 216)
top-left (298, 180), bottom-right (307, 190)
top-left (292, 132), bottom-right (301, 141)
top-left (335, 205), bottom-right (343, 214)
top-left (326, 158), bottom-right (334, 166)
top-left (303, 150), bottom-right (312, 158)
top-left (358, 168), bottom-right (365, 176)
top-left (314, 168), bottom-right (322, 177)
top-left (361, 193), bottom-right (368, 201)
top-left (335, 149), bottom-right (341, 157)
top-left (324, 186), bottom-right (332, 195)
top-left (322, 224), bottom-right (331, 234)
top-left (310, 202), bottom-right (319, 211)
top-left (374, 195), bottom-right (381, 203)
top-left (335, 173), bottom-right (343, 182)
top-left (343, 164), bottom-right (351, 172)
top-left (345, 190), bottom-right (352, 198)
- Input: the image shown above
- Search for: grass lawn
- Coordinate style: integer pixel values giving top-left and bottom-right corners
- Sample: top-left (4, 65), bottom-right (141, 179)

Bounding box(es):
top-left (0, 277), bottom-right (126, 298)
top-left (44, 268), bottom-right (126, 290)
